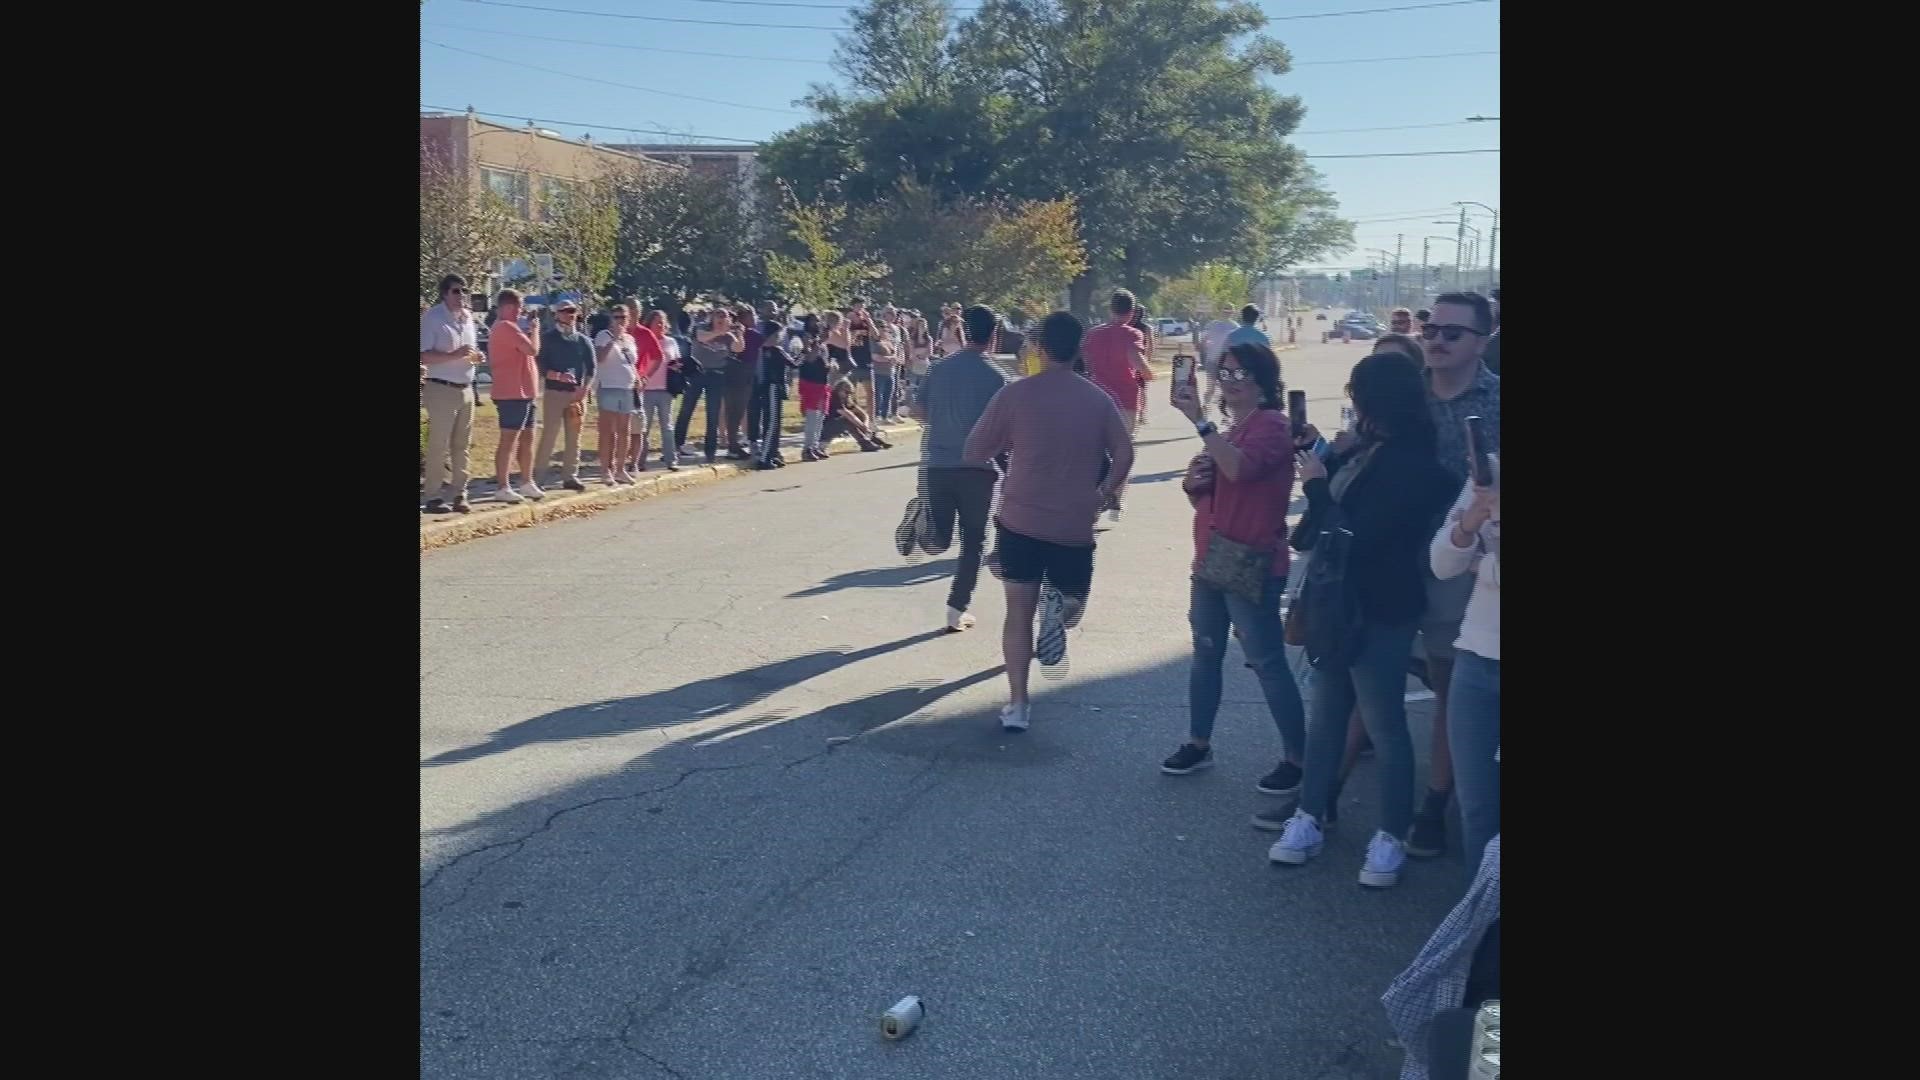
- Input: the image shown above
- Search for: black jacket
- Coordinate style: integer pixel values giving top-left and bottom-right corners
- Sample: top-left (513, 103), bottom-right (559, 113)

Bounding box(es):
top-left (1292, 438), bottom-right (1456, 625)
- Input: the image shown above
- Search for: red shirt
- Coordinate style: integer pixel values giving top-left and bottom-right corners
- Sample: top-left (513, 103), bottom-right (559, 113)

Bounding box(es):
top-left (1083, 321), bottom-right (1146, 411)
top-left (629, 323), bottom-right (665, 385)
top-left (1191, 409), bottom-right (1295, 578)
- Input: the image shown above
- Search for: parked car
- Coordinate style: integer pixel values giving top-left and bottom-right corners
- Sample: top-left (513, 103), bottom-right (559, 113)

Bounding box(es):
top-left (1315, 312), bottom-right (1328, 320)
top-left (1155, 318), bottom-right (1191, 337)
top-left (1341, 322), bottom-right (1378, 340)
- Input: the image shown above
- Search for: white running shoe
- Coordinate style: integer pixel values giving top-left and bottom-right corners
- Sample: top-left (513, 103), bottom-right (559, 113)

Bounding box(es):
top-left (999, 702), bottom-right (1031, 732)
top-left (516, 481), bottom-right (546, 500)
top-left (1359, 831), bottom-right (1407, 889)
top-left (946, 607), bottom-right (976, 632)
top-left (1035, 586), bottom-right (1068, 666)
top-left (1267, 810), bottom-right (1325, 865)
top-left (494, 486), bottom-right (524, 504)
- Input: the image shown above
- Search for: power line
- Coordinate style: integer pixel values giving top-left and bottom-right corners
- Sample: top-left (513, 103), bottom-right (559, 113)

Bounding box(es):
top-left (1295, 50), bottom-right (1499, 65)
top-left (421, 104), bottom-right (763, 144)
top-left (449, 0), bottom-right (846, 29)
top-left (422, 22), bottom-right (832, 64)
top-left (1269, 0), bottom-right (1494, 19)
top-left (1304, 149), bottom-right (1499, 158)
top-left (1295, 120), bottom-right (1475, 135)
top-left (422, 39), bottom-right (805, 114)
top-left (448, 0), bottom-right (1495, 28)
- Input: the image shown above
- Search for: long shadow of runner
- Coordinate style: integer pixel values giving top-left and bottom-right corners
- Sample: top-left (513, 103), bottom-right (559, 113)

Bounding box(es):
top-left (687, 665), bottom-right (1005, 745)
top-left (786, 559), bottom-right (958, 598)
top-left (422, 628), bottom-right (950, 767)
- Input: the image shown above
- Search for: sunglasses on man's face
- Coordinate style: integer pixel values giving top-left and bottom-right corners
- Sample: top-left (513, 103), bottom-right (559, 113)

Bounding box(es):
top-left (1420, 323), bottom-right (1483, 343)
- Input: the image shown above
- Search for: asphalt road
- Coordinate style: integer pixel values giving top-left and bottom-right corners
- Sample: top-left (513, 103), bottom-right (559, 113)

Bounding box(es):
top-left (421, 325), bottom-right (1464, 1080)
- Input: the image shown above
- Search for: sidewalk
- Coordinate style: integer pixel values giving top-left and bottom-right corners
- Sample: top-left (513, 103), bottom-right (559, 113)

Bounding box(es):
top-left (421, 419), bottom-right (922, 551)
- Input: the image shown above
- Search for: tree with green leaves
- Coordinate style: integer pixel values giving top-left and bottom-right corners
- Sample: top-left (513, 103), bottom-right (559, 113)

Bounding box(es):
top-left (419, 153), bottom-right (526, 304)
top-left (763, 184), bottom-right (887, 312)
top-left (610, 165), bottom-right (767, 310)
top-left (535, 163), bottom-right (622, 303)
top-left (760, 0), bottom-right (1353, 319)
top-left (832, 0), bottom-right (954, 101)
top-left (847, 181), bottom-right (1085, 316)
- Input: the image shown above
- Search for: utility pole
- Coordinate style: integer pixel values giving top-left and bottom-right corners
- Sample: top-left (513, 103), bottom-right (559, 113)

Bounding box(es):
top-left (1485, 219), bottom-right (1498, 292)
top-left (1454, 206), bottom-right (1467, 291)
top-left (1393, 233), bottom-right (1404, 310)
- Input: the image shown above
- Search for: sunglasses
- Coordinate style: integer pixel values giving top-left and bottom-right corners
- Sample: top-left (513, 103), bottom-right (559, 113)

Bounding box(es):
top-left (1420, 324), bottom-right (1484, 343)
top-left (1218, 367), bottom-right (1256, 383)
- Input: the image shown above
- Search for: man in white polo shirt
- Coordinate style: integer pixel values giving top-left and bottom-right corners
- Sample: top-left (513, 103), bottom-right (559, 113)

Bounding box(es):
top-left (420, 273), bottom-right (483, 514)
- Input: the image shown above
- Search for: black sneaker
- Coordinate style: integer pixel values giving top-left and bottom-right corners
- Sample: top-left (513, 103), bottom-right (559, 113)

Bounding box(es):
top-left (423, 497), bottom-right (449, 514)
top-left (1256, 761), bottom-right (1303, 796)
top-left (562, 478), bottom-right (586, 492)
top-left (450, 497), bottom-right (472, 515)
top-left (1160, 742), bottom-right (1214, 775)
top-left (1405, 789), bottom-right (1449, 858)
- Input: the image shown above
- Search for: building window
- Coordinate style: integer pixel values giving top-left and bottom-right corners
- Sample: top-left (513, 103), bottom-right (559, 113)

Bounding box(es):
top-left (479, 167), bottom-right (530, 218)
top-left (540, 177), bottom-right (580, 220)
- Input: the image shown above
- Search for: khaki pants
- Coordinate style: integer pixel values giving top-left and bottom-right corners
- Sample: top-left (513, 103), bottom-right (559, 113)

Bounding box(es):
top-left (535, 387), bottom-right (585, 480)
top-left (421, 380), bottom-right (474, 502)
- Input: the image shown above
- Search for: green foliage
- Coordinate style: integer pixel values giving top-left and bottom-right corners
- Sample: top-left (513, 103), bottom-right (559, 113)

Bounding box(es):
top-left (535, 164), bottom-right (621, 302)
top-left (1152, 264), bottom-right (1253, 320)
top-left (760, 0), bottom-right (1353, 318)
top-left (846, 181), bottom-right (1084, 317)
top-left (763, 185), bottom-right (887, 311)
top-left (419, 153), bottom-right (527, 304)
top-left (610, 166), bottom-right (767, 308)
top-left (832, 0), bottom-right (955, 101)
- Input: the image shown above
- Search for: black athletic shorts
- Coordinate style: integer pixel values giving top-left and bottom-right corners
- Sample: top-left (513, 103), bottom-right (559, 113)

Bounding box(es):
top-left (994, 519), bottom-right (1094, 599)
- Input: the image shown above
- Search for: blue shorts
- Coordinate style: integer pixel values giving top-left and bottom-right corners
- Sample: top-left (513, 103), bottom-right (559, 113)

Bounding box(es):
top-left (495, 399), bottom-right (537, 431)
top-left (597, 388), bottom-right (636, 415)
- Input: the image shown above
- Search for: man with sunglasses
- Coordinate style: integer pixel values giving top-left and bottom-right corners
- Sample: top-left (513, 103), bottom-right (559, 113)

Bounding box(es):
top-left (420, 274), bottom-right (484, 514)
top-left (1406, 290), bottom-right (1500, 862)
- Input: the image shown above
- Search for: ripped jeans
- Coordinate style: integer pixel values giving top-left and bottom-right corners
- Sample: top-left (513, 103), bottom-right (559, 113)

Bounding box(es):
top-left (1188, 574), bottom-right (1306, 757)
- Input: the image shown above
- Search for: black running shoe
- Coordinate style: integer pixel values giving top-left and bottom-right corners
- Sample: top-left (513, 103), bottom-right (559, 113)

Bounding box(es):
top-left (1405, 789), bottom-right (1449, 858)
top-left (1256, 761), bottom-right (1303, 796)
top-left (1160, 742), bottom-right (1214, 775)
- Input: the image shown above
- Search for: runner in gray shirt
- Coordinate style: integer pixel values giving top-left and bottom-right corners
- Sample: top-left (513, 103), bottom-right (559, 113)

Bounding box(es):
top-left (913, 304), bottom-right (1009, 631)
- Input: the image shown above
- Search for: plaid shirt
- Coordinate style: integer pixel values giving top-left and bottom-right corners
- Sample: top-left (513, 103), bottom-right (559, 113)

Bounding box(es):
top-left (1381, 834), bottom-right (1500, 1080)
top-left (1428, 363), bottom-right (1500, 487)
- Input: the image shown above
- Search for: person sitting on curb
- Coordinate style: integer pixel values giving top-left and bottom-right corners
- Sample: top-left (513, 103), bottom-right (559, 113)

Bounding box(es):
top-left (821, 366), bottom-right (891, 452)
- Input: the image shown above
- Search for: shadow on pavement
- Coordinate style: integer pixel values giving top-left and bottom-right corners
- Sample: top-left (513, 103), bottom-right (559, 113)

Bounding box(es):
top-left (421, 628), bottom-right (951, 767)
top-left (786, 559), bottom-right (959, 598)
top-left (685, 665), bottom-right (1005, 746)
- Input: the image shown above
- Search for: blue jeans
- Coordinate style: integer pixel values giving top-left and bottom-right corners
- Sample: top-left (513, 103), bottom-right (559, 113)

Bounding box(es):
top-left (1299, 619), bottom-right (1419, 838)
top-left (1447, 650), bottom-right (1500, 876)
top-left (1188, 576), bottom-right (1305, 757)
top-left (873, 371), bottom-right (896, 420)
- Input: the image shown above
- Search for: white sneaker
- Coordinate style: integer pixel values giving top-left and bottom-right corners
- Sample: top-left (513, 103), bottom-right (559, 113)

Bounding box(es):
top-left (946, 607), bottom-right (976, 632)
top-left (1107, 506), bottom-right (1122, 523)
top-left (1359, 831), bottom-right (1407, 888)
top-left (999, 702), bottom-right (1031, 732)
top-left (516, 481), bottom-right (546, 500)
top-left (494, 486), bottom-right (524, 504)
top-left (1267, 810), bottom-right (1325, 865)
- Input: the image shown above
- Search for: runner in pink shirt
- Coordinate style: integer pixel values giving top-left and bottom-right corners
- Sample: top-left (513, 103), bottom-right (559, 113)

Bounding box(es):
top-left (964, 311), bottom-right (1133, 733)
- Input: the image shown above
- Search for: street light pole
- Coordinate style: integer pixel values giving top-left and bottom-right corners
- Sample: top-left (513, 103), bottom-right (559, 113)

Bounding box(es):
top-left (1457, 201), bottom-right (1499, 292)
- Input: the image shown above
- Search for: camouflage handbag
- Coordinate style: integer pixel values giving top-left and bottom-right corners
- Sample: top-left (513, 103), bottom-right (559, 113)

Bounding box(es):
top-left (1196, 529), bottom-right (1271, 604)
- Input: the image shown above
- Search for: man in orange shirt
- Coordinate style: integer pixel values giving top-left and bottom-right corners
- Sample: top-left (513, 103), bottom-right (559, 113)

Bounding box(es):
top-left (1080, 289), bottom-right (1153, 520)
top-left (487, 289), bottom-right (544, 503)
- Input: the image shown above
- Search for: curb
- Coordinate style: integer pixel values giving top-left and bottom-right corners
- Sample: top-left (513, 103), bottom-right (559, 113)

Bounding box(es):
top-left (421, 421), bottom-right (921, 552)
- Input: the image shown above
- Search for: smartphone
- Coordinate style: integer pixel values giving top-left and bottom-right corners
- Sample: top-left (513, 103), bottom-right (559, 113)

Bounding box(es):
top-left (1287, 390), bottom-right (1307, 432)
top-left (1465, 415), bottom-right (1493, 487)
top-left (1171, 353), bottom-right (1196, 402)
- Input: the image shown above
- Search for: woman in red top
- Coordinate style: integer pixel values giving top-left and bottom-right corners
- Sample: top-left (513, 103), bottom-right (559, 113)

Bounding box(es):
top-left (1158, 342), bottom-right (1308, 809)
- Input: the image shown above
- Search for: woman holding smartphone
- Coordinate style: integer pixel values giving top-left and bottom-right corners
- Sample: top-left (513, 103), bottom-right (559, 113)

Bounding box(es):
top-left (1266, 352), bottom-right (1456, 889)
top-left (1160, 343), bottom-right (1308, 804)
top-left (1432, 451), bottom-right (1499, 877)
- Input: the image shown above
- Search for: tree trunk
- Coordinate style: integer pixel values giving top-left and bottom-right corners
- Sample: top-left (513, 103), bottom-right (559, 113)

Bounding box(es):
top-left (1069, 273), bottom-right (1096, 324)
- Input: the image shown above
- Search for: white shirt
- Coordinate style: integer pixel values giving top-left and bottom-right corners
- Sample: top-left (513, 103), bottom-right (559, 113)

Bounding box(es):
top-left (1430, 480), bottom-right (1500, 661)
top-left (420, 302), bottom-right (478, 385)
top-left (643, 333), bottom-right (678, 392)
top-left (594, 329), bottom-right (638, 391)
top-left (1199, 320), bottom-right (1236, 367)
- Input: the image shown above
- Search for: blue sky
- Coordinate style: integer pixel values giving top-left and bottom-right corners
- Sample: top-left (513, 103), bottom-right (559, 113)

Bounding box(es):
top-left (419, 0), bottom-right (1499, 273)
